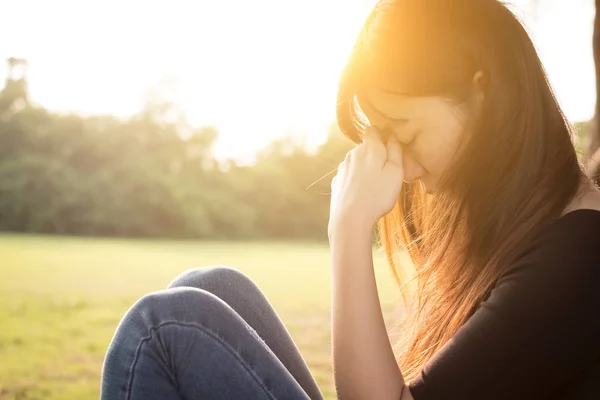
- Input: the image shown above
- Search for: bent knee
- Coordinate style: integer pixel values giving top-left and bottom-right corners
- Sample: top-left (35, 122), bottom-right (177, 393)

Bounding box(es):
top-left (130, 287), bottom-right (232, 328)
top-left (104, 287), bottom-right (238, 378)
top-left (168, 265), bottom-right (257, 293)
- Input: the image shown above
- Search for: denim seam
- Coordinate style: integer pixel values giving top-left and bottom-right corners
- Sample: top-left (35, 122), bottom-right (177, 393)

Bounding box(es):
top-left (125, 320), bottom-right (278, 400)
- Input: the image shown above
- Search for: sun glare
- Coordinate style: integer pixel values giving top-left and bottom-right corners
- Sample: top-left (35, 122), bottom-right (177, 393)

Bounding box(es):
top-left (0, 0), bottom-right (595, 159)
top-left (0, 0), bottom-right (371, 159)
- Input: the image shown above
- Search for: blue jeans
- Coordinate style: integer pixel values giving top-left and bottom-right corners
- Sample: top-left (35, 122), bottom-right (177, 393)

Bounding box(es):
top-left (101, 266), bottom-right (325, 400)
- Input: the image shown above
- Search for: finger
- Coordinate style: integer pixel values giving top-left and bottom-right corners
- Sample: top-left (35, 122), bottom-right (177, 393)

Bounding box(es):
top-left (344, 149), bottom-right (352, 164)
top-left (386, 134), bottom-right (403, 166)
top-left (335, 160), bottom-right (347, 183)
top-left (363, 126), bottom-right (386, 162)
top-left (363, 126), bottom-right (384, 146)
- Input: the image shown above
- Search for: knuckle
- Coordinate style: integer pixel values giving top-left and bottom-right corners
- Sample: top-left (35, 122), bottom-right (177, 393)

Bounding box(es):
top-left (344, 150), bottom-right (352, 162)
top-left (364, 141), bottom-right (383, 159)
top-left (364, 126), bottom-right (378, 136)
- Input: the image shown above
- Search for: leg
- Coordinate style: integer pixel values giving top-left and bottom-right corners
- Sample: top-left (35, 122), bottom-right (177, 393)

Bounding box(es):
top-left (101, 287), bottom-right (311, 400)
top-left (167, 266), bottom-right (324, 400)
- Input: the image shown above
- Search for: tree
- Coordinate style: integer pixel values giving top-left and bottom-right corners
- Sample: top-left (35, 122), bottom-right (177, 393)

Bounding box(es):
top-left (531, 2), bottom-right (600, 181)
top-left (0, 63), bottom-right (355, 239)
top-left (0, 57), bottom-right (28, 116)
top-left (587, 0), bottom-right (600, 182)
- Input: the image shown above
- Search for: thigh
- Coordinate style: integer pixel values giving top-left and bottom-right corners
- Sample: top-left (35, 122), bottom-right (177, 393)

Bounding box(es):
top-left (101, 287), bottom-right (311, 400)
top-left (168, 266), bottom-right (325, 400)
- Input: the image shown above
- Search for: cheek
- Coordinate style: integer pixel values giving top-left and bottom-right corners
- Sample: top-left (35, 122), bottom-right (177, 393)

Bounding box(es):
top-left (417, 125), bottom-right (465, 174)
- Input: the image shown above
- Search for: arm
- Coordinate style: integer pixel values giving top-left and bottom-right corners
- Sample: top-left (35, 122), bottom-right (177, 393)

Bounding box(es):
top-left (328, 127), bottom-right (414, 400)
top-left (330, 223), bottom-right (413, 400)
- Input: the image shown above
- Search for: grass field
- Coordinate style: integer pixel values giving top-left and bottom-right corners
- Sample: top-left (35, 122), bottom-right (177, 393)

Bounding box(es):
top-left (0, 234), bottom-right (405, 400)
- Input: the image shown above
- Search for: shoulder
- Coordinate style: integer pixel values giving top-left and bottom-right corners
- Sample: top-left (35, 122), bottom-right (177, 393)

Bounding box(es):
top-left (495, 209), bottom-right (600, 304)
top-left (566, 185), bottom-right (600, 214)
top-left (538, 209), bottom-right (600, 275)
top-left (511, 208), bottom-right (600, 269)
top-left (537, 208), bottom-right (600, 254)
top-left (408, 210), bottom-right (600, 400)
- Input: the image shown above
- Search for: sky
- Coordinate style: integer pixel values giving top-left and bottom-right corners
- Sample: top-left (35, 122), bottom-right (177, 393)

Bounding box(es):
top-left (0, 0), bottom-right (596, 159)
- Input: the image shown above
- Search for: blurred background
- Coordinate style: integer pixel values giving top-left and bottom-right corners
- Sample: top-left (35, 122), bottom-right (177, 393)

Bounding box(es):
top-left (0, 0), bottom-right (598, 399)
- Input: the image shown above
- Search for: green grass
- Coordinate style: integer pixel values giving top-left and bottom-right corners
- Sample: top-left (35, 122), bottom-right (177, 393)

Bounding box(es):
top-left (0, 234), bottom-right (404, 400)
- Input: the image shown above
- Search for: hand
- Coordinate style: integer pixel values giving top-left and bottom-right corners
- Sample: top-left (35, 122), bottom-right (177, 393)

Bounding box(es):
top-left (328, 126), bottom-right (404, 237)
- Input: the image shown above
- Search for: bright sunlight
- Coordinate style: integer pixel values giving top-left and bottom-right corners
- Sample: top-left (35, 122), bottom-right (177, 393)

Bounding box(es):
top-left (0, 0), bottom-right (595, 159)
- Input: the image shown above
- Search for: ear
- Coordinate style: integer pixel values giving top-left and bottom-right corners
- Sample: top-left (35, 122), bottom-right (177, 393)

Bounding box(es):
top-left (472, 70), bottom-right (485, 90)
top-left (471, 70), bottom-right (486, 110)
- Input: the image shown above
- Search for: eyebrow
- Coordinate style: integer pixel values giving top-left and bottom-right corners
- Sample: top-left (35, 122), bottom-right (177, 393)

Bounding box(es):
top-left (358, 92), bottom-right (409, 124)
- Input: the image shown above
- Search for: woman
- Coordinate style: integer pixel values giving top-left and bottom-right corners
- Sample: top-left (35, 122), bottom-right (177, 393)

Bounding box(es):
top-left (101, 0), bottom-right (600, 399)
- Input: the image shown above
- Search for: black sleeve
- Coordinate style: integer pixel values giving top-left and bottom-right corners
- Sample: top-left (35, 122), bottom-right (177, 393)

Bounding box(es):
top-left (408, 212), bottom-right (600, 400)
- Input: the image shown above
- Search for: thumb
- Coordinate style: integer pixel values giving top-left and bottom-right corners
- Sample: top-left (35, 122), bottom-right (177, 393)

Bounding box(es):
top-left (386, 134), bottom-right (403, 167)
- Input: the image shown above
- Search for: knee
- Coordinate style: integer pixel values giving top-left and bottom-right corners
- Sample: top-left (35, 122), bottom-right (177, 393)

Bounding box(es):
top-left (103, 287), bottom-right (235, 375)
top-left (127, 287), bottom-right (230, 331)
top-left (168, 265), bottom-right (258, 294)
top-left (103, 288), bottom-right (210, 374)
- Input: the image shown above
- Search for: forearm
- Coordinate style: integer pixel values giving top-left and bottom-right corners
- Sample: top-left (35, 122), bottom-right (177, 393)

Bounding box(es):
top-left (330, 224), bottom-right (405, 400)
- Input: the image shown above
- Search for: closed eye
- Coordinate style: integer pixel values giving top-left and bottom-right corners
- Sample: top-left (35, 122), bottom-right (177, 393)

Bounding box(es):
top-left (358, 93), bottom-right (409, 124)
top-left (380, 128), bottom-right (417, 149)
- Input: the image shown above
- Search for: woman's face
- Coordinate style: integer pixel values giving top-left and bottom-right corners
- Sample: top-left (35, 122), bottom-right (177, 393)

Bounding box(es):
top-left (359, 88), bottom-right (474, 193)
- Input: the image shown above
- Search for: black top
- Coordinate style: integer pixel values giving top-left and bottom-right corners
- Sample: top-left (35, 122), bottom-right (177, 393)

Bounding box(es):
top-left (408, 209), bottom-right (600, 400)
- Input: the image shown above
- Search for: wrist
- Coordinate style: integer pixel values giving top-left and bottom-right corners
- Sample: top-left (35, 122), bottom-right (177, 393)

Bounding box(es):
top-left (328, 216), bottom-right (375, 242)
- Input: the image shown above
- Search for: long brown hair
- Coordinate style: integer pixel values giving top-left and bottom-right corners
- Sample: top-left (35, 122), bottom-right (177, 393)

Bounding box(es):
top-left (336, 0), bottom-right (584, 381)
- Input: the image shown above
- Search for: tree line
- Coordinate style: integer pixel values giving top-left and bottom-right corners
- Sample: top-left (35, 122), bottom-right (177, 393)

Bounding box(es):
top-left (0, 67), bottom-right (352, 239)
top-left (0, 60), bottom-right (591, 240)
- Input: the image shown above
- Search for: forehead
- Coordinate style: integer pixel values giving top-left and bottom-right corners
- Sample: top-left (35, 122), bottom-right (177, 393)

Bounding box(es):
top-left (358, 86), bottom-right (420, 119)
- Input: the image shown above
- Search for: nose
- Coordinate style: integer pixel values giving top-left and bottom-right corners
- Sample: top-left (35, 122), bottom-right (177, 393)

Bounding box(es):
top-left (403, 153), bottom-right (426, 183)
